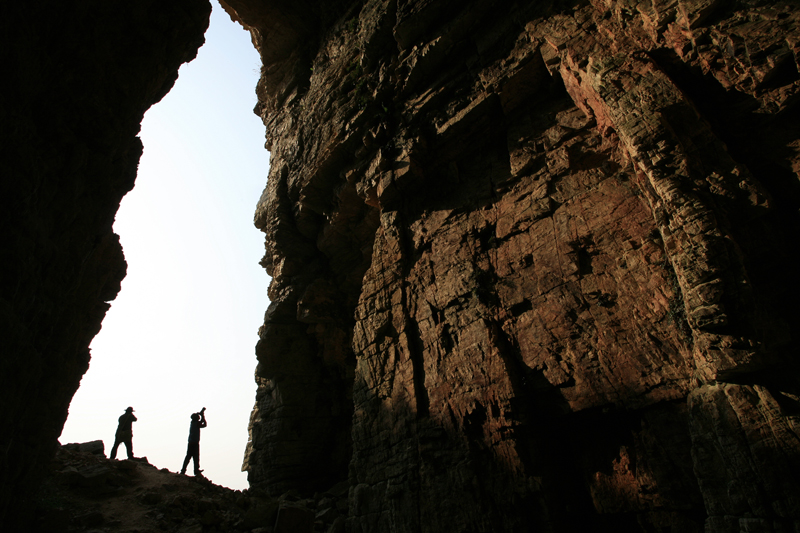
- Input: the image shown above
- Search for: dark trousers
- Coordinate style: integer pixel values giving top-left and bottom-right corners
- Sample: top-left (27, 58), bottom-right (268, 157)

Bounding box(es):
top-left (181, 442), bottom-right (201, 474)
top-left (110, 436), bottom-right (133, 460)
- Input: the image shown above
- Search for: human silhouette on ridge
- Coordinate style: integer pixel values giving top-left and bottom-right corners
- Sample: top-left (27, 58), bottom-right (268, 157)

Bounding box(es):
top-left (110, 406), bottom-right (137, 460)
top-left (180, 407), bottom-right (207, 476)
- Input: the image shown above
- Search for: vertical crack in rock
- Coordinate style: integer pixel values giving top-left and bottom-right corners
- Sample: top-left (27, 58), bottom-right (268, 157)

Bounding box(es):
top-left (403, 288), bottom-right (431, 419)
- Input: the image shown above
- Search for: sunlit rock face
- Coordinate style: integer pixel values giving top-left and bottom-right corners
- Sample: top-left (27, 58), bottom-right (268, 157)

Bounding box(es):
top-left (229, 0), bottom-right (800, 530)
top-left (0, 0), bottom-right (211, 527)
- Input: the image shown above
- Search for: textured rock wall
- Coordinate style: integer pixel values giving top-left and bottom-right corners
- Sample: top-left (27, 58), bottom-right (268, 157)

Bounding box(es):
top-left (0, 0), bottom-right (211, 527)
top-left (230, 0), bottom-right (800, 531)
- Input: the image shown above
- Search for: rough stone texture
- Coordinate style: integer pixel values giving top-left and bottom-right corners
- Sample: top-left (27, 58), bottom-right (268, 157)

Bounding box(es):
top-left (0, 0), bottom-right (211, 528)
top-left (32, 443), bottom-right (349, 532)
top-left (226, 0), bottom-right (800, 531)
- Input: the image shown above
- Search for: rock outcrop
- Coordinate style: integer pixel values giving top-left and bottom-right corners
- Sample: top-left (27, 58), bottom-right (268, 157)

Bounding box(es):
top-left (224, 0), bottom-right (800, 531)
top-left (0, 0), bottom-right (211, 528)
top-left (34, 443), bottom-right (349, 533)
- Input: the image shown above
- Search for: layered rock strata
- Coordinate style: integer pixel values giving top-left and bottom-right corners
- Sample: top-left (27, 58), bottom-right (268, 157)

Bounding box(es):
top-left (228, 0), bottom-right (800, 531)
top-left (0, 0), bottom-right (211, 527)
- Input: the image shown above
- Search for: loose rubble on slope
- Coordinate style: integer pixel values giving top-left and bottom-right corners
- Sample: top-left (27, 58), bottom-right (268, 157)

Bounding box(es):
top-left (34, 443), bottom-right (349, 533)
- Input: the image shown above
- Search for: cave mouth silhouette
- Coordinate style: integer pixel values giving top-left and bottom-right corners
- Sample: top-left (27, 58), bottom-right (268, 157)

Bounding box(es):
top-left (58, 5), bottom-right (270, 493)
top-left (6, 1), bottom-right (800, 531)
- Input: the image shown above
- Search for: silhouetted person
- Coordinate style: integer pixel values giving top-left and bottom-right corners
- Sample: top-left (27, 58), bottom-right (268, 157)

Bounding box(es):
top-left (110, 406), bottom-right (137, 460)
top-left (180, 407), bottom-right (207, 476)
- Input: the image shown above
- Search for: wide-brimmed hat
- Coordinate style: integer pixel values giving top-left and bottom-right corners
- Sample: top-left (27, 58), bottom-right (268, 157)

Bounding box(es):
top-left (126, 407), bottom-right (134, 412)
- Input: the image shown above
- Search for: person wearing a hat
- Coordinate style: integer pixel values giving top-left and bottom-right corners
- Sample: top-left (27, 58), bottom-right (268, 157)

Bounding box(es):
top-left (110, 406), bottom-right (137, 460)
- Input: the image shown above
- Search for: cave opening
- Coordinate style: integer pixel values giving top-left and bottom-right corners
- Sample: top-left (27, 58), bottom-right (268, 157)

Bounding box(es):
top-left (58, 5), bottom-right (270, 491)
top-left (6, 0), bottom-right (800, 530)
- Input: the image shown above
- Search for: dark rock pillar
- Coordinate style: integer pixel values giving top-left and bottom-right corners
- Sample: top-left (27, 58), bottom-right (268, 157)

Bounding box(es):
top-left (0, 0), bottom-right (211, 527)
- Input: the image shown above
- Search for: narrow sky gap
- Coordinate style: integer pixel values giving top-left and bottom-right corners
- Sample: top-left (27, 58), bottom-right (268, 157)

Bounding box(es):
top-left (60, 5), bottom-right (270, 491)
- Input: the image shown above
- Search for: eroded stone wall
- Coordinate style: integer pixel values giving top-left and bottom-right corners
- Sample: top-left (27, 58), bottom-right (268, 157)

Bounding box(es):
top-left (0, 0), bottom-right (211, 527)
top-left (229, 0), bottom-right (800, 531)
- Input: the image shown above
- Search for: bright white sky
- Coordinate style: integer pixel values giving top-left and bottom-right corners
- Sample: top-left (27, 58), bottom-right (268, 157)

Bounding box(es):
top-left (61, 4), bottom-right (270, 491)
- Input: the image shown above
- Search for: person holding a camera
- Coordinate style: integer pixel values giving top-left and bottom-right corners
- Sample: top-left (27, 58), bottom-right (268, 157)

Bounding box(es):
top-left (180, 407), bottom-right (207, 476)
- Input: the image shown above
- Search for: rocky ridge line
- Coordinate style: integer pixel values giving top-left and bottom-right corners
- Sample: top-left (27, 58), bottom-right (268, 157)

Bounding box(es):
top-left (35, 442), bottom-right (348, 533)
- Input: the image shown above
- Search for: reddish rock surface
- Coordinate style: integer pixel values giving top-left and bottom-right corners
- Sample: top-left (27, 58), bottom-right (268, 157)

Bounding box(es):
top-left (224, 0), bottom-right (800, 531)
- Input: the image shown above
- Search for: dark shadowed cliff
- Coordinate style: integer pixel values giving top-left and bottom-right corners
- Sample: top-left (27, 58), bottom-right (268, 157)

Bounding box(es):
top-left (0, 0), bottom-right (212, 528)
top-left (3, 0), bottom-right (800, 532)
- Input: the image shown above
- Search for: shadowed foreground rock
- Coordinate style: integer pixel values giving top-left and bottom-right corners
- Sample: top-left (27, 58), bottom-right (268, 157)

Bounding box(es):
top-left (34, 443), bottom-right (349, 532)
